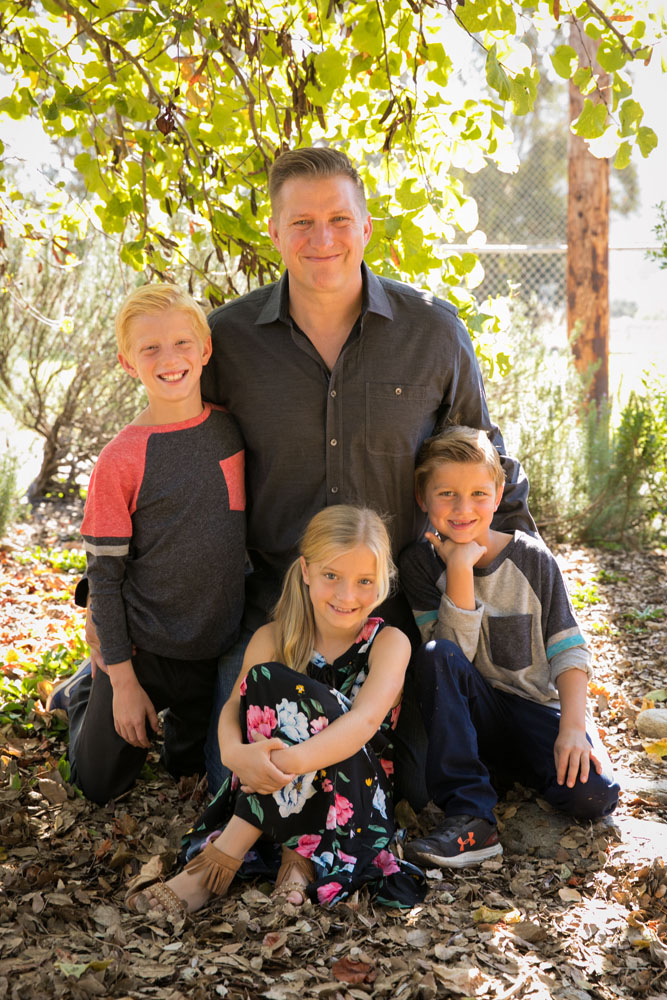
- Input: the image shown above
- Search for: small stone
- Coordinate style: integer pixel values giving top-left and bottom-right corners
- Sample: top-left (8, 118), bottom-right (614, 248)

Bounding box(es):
top-left (636, 709), bottom-right (667, 739)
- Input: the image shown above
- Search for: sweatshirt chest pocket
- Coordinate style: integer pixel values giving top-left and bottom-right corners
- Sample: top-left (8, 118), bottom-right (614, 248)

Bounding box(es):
top-left (365, 382), bottom-right (427, 456)
top-left (488, 614), bottom-right (533, 671)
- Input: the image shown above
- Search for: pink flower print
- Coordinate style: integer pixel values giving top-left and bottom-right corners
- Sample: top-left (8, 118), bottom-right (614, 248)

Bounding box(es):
top-left (310, 715), bottom-right (329, 734)
top-left (325, 794), bottom-right (354, 830)
top-left (334, 793), bottom-right (354, 827)
top-left (372, 849), bottom-right (400, 876)
top-left (321, 778), bottom-right (333, 792)
top-left (239, 675), bottom-right (248, 696)
top-left (355, 616), bottom-right (383, 643)
top-left (246, 704), bottom-right (277, 742)
top-left (337, 849), bottom-right (357, 866)
top-left (380, 758), bottom-right (394, 779)
top-left (390, 703), bottom-right (402, 729)
top-left (296, 834), bottom-right (322, 859)
top-left (317, 881), bottom-right (343, 905)
top-left (231, 773), bottom-right (240, 791)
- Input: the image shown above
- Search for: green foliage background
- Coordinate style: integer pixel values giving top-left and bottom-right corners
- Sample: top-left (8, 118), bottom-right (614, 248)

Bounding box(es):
top-left (0, 0), bottom-right (664, 502)
top-left (0, 0), bottom-right (663, 316)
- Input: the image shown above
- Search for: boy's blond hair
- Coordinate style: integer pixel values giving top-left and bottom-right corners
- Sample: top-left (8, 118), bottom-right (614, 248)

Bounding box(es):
top-left (115, 284), bottom-right (210, 357)
top-left (415, 425), bottom-right (506, 499)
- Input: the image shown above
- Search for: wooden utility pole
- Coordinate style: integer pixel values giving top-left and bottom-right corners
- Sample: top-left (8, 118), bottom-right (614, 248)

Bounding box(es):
top-left (567, 20), bottom-right (610, 406)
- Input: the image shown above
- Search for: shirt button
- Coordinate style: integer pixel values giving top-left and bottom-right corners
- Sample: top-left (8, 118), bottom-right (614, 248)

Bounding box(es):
top-left (330, 390), bottom-right (337, 398)
top-left (330, 486), bottom-right (339, 494)
top-left (330, 438), bottom-right (337, 447)
top-left (395, 386), bottom-right (402, 395)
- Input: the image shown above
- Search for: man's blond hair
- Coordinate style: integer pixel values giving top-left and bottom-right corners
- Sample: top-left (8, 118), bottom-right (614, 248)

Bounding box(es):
top-left (115, 284), bottom-right (210, 357)
top-left (268, 147), bottom-right (367, 216)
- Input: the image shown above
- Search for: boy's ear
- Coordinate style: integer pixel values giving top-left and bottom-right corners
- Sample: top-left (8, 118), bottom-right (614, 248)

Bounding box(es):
top-left (416, 490), bottom-right (428, 514)
top-left (494, 484), bottom-right (505, 511)
top-left (201, 335), bottom-right (213, 366)
top-left (300, 556), bottom-right (310, 586)
top-left (118, 352), bottom-right (138, 378)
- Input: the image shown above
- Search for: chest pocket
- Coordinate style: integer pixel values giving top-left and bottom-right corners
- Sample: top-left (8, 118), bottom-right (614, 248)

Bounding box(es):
top-left (365, 382), bottom-right (427, 456)
top-left (488, 614), bottom-right (533, 671)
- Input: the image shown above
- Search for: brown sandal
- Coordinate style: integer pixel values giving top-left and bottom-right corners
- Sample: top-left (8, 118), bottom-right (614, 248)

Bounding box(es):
top-left (273, 846), bottom-right (315, 905)
top-left (126, 844), bottom-right (242, 915)
top-left (126, 880), bottom-right (186, 916)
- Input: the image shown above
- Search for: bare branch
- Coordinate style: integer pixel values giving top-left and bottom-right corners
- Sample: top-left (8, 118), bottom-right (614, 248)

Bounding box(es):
top-left (583, 0), bottom-right (645, 59)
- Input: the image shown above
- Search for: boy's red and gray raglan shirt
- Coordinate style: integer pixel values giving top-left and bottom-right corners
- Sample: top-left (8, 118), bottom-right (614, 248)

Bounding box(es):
top-left (399, 530), bottom-right (591, 710)
top-left (81, 403), bottom-right (245, 667)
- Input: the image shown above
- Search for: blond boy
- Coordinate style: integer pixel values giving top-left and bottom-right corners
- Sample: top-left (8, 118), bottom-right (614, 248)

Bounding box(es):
top-left (60, 285), bottom-right (246, 804)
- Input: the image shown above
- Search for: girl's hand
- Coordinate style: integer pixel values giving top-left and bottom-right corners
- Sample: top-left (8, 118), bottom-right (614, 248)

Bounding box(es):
top-left (229, 736), bottom-right (295, 795)
top-left (554, 725), bottom-right (603, 788)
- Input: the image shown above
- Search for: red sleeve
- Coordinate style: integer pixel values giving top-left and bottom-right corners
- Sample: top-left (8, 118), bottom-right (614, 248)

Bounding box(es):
top-left (81, 429), bottom-right (151, 541)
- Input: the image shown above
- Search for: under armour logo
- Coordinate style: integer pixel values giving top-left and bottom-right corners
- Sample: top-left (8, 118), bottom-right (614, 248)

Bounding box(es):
top-left (458, 832), bottom-right (476, 851)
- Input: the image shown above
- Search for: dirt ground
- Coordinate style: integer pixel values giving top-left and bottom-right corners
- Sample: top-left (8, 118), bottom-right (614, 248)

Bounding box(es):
top-left (1, 501), bottom-right (666, 1000)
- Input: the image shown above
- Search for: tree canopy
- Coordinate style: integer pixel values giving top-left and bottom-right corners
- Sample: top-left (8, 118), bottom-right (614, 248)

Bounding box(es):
top-left (0, 0), bottom-right (664, 320)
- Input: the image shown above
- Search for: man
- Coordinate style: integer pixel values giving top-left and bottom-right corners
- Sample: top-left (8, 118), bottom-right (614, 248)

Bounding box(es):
top-left (198, 147), bottom-right (536, 799)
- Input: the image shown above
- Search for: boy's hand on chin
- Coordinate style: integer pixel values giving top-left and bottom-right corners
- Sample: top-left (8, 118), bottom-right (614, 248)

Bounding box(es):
top-left (425, 532), bottom-right (487, 568)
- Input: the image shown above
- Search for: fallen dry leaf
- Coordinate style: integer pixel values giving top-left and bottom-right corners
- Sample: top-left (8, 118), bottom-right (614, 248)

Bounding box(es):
top-left (2, 503), bottom-right (667, 1000)
top-left (644, 738), bottom-right (667, 759)
top-left (331, 956), bottom-right (376, 984)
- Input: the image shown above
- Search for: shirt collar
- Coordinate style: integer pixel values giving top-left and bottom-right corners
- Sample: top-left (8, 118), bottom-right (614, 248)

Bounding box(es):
top-left (362, 263), bottom-right (394, 320)
top-left (254, 262), bottom-right (395, 328)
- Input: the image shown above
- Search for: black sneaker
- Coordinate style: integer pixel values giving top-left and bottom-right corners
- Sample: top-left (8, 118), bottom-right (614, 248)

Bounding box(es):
top-left (405, 815), bottom-right (503, 868)
top-left (46, 659), bottom-right (92, 712)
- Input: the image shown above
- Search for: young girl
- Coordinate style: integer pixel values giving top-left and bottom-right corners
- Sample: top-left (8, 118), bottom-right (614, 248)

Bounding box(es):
top-left (127, 506), bottom-right (425, 912)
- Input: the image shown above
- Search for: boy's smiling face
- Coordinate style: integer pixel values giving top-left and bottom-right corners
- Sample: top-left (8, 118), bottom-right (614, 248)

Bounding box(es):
top-left (119, 308), bottom-right (212, 423)
top-left (418, 460), bottom-right (504, 548)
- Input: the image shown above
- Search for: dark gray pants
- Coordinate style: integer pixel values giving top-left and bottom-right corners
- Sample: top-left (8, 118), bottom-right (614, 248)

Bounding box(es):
top-left (68, 649), bottom-right (218, 805)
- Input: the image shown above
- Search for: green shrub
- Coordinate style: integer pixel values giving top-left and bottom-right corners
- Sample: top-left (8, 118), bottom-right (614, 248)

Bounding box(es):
top-left (485, 299), bottom-right (667, 546)
top-left (15, 545), bottom-right (87, 574)
top-left (580, 373), bottom-right (667, 545)
top-left (484, 299), bottom-right (592, 539)
top-left (0, 452), bottom-right (17, 540)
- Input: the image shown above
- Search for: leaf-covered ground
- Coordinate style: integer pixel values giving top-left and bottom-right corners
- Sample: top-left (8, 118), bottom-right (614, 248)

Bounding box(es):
top-left (1, 501), bottom-right (666, 1000)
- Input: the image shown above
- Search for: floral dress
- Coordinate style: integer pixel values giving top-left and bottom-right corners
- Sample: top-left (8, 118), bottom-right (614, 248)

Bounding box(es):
top-left (180, 619), bottom-right (425, 908)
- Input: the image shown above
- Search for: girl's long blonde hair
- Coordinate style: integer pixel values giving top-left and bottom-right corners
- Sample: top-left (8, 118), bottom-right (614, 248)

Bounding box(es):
top-left (272, 506), bottom-right (395, 674)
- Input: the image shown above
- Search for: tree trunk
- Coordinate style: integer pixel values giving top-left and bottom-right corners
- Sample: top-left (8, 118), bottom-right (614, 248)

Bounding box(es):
top-left (26, 433), bottom-right (62, 502)
top-left (567, 21), bottom-right (610, 406)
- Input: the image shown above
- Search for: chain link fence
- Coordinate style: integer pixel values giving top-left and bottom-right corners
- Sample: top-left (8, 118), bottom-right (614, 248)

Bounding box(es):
top-left (445, 137), bottom-right (665, 404)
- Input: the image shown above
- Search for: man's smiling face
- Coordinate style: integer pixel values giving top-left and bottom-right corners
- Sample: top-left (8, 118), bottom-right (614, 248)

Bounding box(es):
top-left (268, 174), bottom-right (372, 299)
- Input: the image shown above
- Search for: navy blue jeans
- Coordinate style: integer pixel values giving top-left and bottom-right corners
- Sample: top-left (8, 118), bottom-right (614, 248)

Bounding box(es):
top-left (415, 639), bottom-right (619, 824)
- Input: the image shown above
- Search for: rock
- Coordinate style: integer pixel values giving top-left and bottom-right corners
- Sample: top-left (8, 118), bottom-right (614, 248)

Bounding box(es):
top-left (636, 709), bottom-right (667, 739)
